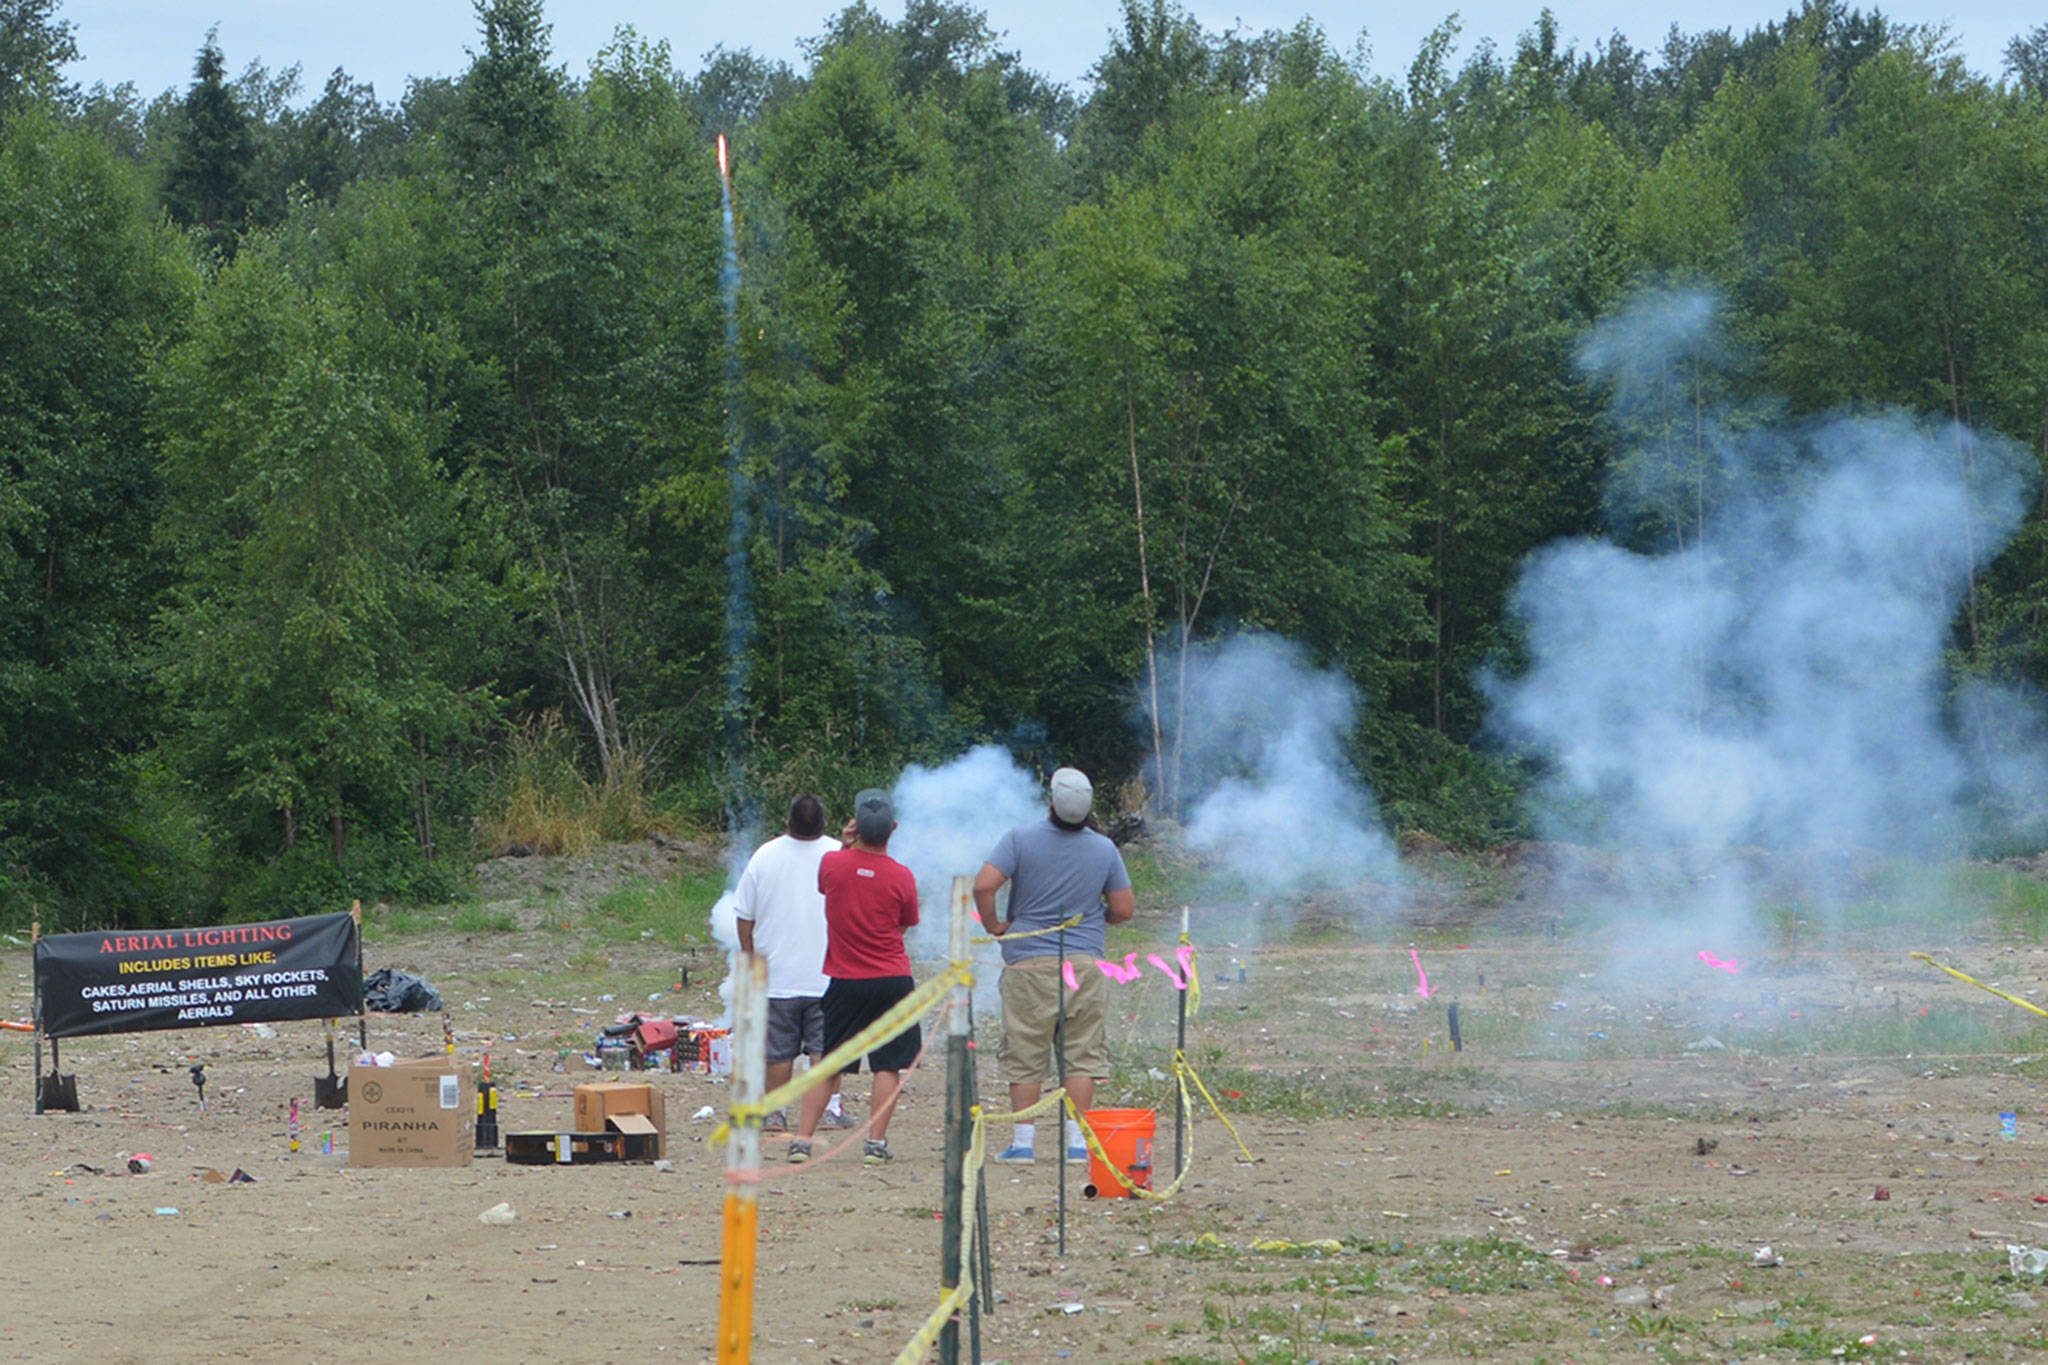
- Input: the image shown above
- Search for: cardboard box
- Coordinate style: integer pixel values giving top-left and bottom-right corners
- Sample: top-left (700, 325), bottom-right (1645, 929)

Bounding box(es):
top-left (573, 1081), bottom-right (665, 1156)
top-left (350, 1056), bottom-right (474, 1167)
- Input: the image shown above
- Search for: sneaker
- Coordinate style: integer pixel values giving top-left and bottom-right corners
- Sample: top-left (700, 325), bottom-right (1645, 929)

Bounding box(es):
top-left (786, 1139), bottom-right (812, 1164)
top-left (764, 1108), bottom-right (789, 1133)
top-left (822, 1108), bottom-right (859, 1130)
top-left (993, 1143), bottom-right (1035, 1164)
top-left (862, 1138), bottom-right (893, 1164)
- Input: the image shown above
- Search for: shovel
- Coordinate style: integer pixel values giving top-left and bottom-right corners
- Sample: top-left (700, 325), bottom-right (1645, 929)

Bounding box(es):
top-left (313, 1019), bottom-right (348, 1109)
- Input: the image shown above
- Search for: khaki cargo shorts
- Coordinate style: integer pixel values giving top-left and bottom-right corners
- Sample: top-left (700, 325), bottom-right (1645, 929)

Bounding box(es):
top-left (998, 954), bottom-right (1110, 1085)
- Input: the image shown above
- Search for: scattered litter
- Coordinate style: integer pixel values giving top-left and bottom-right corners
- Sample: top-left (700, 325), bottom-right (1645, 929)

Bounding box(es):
top-left (201, 1168), bottom-right (227, 1183)
top-left (1250, 1238), bottom-right (1343, 1254)
top-left (1873, 1186), bottom-right (1890, 1201)
top-left (128, 1154), bottom-right (152, 1175)
top-left (363, 967), bottom-right (444, 1013)
top-left (652, 1160), bottom-right (675, 1173)
top-left (1611, 1286), bottom-right (1651, 1307)
top-left (1686, 1035), bottom-right (1726, 1052)
top-left (1058, 1303), bottom-right (1084, 1315)
top-left (1752, 1246), bottom-right (1784, 1268)
top-left (229, 1168), bottom-right (255, 1183)
top-left (2009, 1244), bottom-right (2048, 1276)
top-left (245, 1023), bottom-right (278, 1039)
top-left (153, 1207), bottom-right (179, 1216)
top-left (692, 1105), bottom-right (716, 1120)
top-left (607, 1210), bottom-right (632, 1219)
top-left (479, 1202), bottom-right (517, 1226)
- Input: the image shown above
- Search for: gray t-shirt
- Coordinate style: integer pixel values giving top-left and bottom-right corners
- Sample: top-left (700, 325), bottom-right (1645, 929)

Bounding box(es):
top-left (986, 819), bottom-right (1132, 964)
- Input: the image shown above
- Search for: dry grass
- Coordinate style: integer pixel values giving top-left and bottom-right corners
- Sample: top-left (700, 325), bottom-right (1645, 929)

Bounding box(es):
top-left (474, 712), bottom-right (664, 856)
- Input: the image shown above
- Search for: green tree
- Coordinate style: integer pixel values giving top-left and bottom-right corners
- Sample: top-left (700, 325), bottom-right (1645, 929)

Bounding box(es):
top-left (0, 0), bottom-right (74, 117)
top-left (161, 35), bottom-right (256, 259)
top-left (0, 107), bottom-right (195, 919)
top-left (153, 225), bottom-right (487, 894)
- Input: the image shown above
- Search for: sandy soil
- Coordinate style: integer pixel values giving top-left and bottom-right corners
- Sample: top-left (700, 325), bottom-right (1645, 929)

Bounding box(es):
top-left (8, 861), bottom-right (2048, 1363)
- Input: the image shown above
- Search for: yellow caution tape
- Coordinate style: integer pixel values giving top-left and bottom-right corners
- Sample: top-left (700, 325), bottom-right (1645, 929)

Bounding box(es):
top-left (1175, 1052), bottom-right (1257, 1166)
top-left (1060, 1052), bottom-right (1254, 1202)
top-left (972, 1087), bottom-right (1068, 1125)
top-left (970, 914), bottom-right (1083, 945)
top-left (891, 1284), bottom-right (971, 1365)
top-left (894, 1099), bottom-right (992, 1364)
top-left (1911, 952), bottom-right (2048, 1019)
top-left (714, 962), bottom-right (971, 1143)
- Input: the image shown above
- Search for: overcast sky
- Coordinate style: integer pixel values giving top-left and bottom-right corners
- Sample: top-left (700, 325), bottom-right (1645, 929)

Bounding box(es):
top-left (60, 0), bottom-right (2035, 106)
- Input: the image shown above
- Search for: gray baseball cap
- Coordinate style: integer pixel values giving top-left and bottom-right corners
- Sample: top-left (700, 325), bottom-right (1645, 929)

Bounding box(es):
top-left (854, 788), bottom-right (896, 844)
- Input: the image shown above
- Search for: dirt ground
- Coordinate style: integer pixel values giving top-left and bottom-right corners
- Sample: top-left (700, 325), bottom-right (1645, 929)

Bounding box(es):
top-left (8, 852), bottom-right (2048, 1363)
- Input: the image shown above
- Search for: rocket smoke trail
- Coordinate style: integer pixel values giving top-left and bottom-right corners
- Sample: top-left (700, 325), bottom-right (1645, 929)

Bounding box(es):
top-left (716, 133), bottom-right (756, 846)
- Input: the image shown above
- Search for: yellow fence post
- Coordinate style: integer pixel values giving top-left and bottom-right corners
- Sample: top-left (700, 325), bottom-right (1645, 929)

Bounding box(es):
top-left (717, 952), bottom-right (769, 1364)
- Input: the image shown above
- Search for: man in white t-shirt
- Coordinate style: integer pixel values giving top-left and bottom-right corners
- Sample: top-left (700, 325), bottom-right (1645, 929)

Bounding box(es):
top-left (733, 793), bottom-right (846, 1150)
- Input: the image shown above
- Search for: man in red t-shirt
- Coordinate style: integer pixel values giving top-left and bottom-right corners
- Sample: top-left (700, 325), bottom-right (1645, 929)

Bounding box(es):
top-left (791, 787), bottom-right (920, 1164)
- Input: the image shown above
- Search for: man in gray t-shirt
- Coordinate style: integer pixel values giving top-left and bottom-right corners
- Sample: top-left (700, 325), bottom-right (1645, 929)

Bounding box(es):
top-left (973, 766), bottom-right (1134, 1163)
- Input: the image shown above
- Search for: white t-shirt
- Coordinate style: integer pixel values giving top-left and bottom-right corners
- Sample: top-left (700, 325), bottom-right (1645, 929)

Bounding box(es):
top-left (731, 833), bottom-right (833, 998)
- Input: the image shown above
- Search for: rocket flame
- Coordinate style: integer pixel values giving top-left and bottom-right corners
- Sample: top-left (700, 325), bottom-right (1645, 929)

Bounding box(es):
top-left (716, 133), bottom-right (729, 181)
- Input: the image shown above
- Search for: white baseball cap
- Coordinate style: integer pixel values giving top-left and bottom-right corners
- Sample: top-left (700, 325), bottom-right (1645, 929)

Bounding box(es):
top-left (1049, 767), bottom-right (1093, 823)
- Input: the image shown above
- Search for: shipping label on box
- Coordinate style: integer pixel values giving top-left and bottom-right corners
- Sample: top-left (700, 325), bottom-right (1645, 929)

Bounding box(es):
top-left (350, 1056), bottom-right (474, 1167)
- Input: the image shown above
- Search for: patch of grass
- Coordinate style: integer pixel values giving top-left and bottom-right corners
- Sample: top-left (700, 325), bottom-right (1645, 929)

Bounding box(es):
top-left (1349, 1234), bottom-right (1558, 1294)
top-left (1719, 1004), bottom-right (2016, 1060)
top-left (450, 905), bottom-right (518, 933)
top-left (1183, 1065), bottom-right (1478, 1121)
top-left (1765, 1323), bottom-right (1875, 1358)
top-left (589, 868), bottom-right (723, 946)
top-left (365, 904), bottom-right (431, 939)
top-left (842, 1297), bottom-right (901, 1311)
top-left (1124, 846), bottom-right (1210, 914)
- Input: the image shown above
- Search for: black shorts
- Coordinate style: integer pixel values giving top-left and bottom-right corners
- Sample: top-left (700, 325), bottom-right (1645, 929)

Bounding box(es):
top-left (821, 975), bottom-right (921, 1074)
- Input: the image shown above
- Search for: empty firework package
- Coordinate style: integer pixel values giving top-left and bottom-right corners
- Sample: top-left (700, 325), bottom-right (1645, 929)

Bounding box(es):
top-left (572, 1081), bottom-right (666, 1155)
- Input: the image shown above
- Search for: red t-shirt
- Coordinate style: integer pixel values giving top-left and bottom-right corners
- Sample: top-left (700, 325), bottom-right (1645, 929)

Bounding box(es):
top-left (818, 847), bottom-right (919, 979)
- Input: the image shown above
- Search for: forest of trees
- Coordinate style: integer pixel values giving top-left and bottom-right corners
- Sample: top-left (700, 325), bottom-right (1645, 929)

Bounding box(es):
top-left (6, 0), bottom-right (2048, 927)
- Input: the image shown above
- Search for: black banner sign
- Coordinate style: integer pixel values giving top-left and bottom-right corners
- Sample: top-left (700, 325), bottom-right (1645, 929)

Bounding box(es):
top-left (34, 912), bottom-right (363, 1039)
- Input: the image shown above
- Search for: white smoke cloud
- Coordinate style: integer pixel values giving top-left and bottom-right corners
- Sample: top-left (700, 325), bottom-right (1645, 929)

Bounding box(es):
top-left (1150, 632), bottom-right (1400, 892)
top-left (888, 744), bottom-right (1048, 958)
top-left (1490, 291), bottom-right (2042, 888)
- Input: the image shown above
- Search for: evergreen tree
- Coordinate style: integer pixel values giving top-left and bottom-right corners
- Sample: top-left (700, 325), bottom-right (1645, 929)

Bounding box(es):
top-left (161, 36), bottom-right (255, 260)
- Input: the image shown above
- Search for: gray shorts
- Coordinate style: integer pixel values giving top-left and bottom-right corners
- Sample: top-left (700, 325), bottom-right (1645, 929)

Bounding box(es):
top-left (766, 995), bottom-right (825, 1063)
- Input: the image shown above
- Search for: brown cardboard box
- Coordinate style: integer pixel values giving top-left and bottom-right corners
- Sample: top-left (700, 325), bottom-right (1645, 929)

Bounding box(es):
top-left (573, 1081), bottom-right (665, 1156)
top-left (350, 1056), bottom-right (474, 1167)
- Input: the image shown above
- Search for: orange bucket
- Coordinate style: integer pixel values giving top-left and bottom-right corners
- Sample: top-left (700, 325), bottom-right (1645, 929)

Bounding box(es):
top-left (1081, 1108), bottom-right (1155, 1199)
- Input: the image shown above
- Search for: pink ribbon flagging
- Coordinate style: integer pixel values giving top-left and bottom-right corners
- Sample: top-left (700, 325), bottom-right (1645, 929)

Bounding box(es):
top-left (1697, 950), bottom-right (1739, 974)
top-left (1063, 948), bottom-right (1199, 990)
top-left (1148, 953), bottom-right (1186, 989)
top-left (1411, 948), bottom-right (1433, 998)
top-left (1096, 952), bottom-right (1142, 983)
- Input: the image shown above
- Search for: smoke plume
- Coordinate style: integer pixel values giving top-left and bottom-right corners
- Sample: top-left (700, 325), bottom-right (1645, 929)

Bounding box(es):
top-left (1148, 632), bottom-right (1400, 893)
top-left (1490, 290), bottom-right (2041, 896)
top-left (888, 744), bottom-right (1047, 958)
